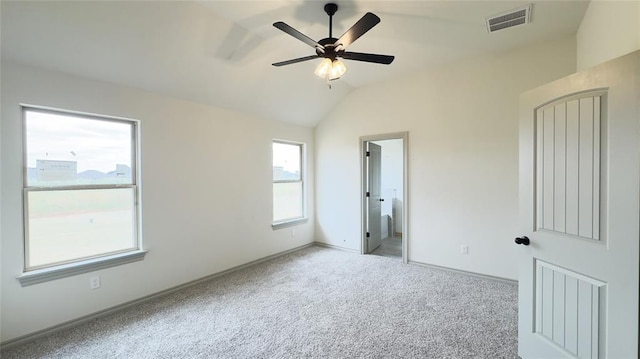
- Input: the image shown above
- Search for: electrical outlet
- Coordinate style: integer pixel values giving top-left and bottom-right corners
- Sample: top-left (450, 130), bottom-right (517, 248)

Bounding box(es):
top-left (89, 276), bottom-right (101, 290)
top-left (291, 229), bottom-right (296, 238)
top-left (460, 245), bottom-right (469, 255)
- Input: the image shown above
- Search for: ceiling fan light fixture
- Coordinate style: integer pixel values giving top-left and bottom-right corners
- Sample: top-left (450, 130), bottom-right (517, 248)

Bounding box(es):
top-left (273, 2), bottom-right (393, 86)
top-left (314, 58), bottom-right (347, 80)
top-left (330, 59), bottom-right (347, 79)
top-left (314, 58), bottom-right (332, 78)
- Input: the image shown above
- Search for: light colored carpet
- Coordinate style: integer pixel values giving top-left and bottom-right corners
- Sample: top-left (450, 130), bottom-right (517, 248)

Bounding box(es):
top-left (1, 246), bottom-right (518, 358)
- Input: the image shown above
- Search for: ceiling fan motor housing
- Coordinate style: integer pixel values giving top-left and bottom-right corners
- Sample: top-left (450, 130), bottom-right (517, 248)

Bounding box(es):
top-left (324, 3), bottom-right (338, 17)
top-left (316, 38), bottom-right (342, 60)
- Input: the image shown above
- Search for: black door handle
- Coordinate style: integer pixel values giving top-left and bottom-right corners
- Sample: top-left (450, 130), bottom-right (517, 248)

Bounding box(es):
top-left (515, 236), bottom-right (530, 246)
top-left (379, 199), bottom-right (384, 202)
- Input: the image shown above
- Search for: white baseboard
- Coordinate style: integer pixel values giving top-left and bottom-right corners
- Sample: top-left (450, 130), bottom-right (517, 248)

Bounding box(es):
top-left (1, 242), bottom-right (515, 349)
top-left (313, 241), bottom-right (360, 253)
top-left (0, 242), bottom-right (315, 349)
top-left (408, 260), bottom-right (517, 285)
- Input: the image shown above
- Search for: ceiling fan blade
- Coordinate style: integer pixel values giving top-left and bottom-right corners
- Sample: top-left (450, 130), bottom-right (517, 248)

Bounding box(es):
top-left (341, 52), bottom-right (395, 65)
top-left (272, 55), bottom-right (320, 67)
top-left (273, 22), bottom-right (323, 51)
top-left (334, 12), bottom-right (380, 49)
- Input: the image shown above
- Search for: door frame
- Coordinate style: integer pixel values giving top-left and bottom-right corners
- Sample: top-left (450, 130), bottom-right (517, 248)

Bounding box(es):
top-left (360, 132), bottom-right (409, 263)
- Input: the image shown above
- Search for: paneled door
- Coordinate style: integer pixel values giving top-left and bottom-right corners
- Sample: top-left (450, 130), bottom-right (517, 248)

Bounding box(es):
top-left (518, 51), bottom-right (639, 358)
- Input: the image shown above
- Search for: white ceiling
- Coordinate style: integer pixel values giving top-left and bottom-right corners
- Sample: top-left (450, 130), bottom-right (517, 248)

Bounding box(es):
top-left (1, 1), bottom-right (589, 127)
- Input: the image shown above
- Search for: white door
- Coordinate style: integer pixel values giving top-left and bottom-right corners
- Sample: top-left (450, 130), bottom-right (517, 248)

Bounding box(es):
top-left (366, 142), bottom-right (382, 253)
top-left (518, 51), bottom-right (639, 358)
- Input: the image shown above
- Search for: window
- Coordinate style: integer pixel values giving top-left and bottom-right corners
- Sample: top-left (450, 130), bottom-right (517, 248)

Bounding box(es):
top-left (21, 107), bottom-right (143, 283)
top-left (272, 140), bottom-right (306, 227)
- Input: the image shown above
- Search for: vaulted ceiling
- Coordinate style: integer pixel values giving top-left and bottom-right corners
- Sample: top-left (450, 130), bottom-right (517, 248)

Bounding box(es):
top-left (1, 1), bottom-right (589, 127)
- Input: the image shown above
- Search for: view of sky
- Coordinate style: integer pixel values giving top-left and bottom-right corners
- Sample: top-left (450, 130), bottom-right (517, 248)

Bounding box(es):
top-left (25, 110), bottom-right (132, 173)
top-left (273, 142), bottom-right (300, 174)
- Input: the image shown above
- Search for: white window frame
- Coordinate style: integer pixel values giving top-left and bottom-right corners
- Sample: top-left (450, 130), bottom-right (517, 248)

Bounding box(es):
top-left (272, 139), bottom-right (307, 230)
top-left (18, 105), bottom-right (146, 286)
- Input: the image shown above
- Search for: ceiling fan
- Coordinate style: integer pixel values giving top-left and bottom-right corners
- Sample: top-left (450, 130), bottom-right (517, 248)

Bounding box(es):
top-left (272, 3), bottom-right (395, 84)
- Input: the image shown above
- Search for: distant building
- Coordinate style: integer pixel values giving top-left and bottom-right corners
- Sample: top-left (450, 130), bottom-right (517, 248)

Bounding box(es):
top-left (113, 164), bottom-right (131, 177)
top-left (273, 166), bottom-right (284, 179)
top-left (273, 166), bottom-right (299, 180)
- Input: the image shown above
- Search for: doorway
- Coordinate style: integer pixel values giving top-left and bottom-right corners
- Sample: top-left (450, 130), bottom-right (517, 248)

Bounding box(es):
top-left (361, 132), bottom-right (408, 263)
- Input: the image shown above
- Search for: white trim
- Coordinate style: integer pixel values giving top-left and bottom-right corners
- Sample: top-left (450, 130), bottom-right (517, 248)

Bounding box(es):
top-left (20, 105), bottom-right (143, 273)
top-left (272, 217), bottom-right (308, 230)
top-left (272, 139), bottom-right (307, 224)
top-left (3, 243), bottom-right (313, 348)
top-left (17, 250), bottom-right (147, 286)
top-left (535, 259), bottom-right (606, 287)
top-left (3, 243), bottom-right (516, 349)
top-left (359, 132), bottom-right (409, 264)
top-left (313, 241), bottom-right (361, 253)
top-left (20, 103), bottom-right (139, 124)
top-left (409, 260), bottom-right (518, 285)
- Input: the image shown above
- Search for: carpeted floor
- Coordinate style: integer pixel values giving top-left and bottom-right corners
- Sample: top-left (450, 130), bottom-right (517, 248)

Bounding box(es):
top-left (1, 246), bottom-right (518, 358)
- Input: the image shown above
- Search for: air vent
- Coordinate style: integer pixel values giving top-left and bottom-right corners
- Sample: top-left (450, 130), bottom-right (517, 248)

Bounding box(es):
top-left (486, 4), bottom-right (532, 33)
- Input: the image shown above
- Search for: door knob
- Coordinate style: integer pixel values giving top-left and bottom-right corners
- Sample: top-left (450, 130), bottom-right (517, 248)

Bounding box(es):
top-left (515, 236), bottom-right (530, 245)
top-left (379, 198), bottom-right (384, 202)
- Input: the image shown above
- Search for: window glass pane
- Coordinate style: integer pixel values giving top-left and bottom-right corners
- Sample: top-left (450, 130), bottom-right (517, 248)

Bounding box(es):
top-left (26, 188), bottom-right (137, 268)
top-left (273, 182), bottom-right (303, 222)
top-left (273, 142), bottom-right (301, 181)
top-left (25, 110), bottom-right (133, 187)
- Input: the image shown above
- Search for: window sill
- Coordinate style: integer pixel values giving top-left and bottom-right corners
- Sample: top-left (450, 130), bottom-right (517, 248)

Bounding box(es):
top-left (17, 250), bottom-right (147, 287)
top-left (272, 218), bottom-right (308, 230)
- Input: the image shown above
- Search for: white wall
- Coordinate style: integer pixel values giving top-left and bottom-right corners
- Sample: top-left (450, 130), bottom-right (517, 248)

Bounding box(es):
top-left (315, 36), bottom-right (576, 280)
top-left (577, 0), bottom-right (640, 70)
top-left (0, 62), bottom-right (315, 342)
top-left (372, 139), bottom-right (403, 233)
